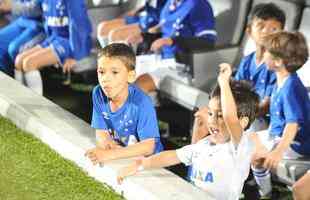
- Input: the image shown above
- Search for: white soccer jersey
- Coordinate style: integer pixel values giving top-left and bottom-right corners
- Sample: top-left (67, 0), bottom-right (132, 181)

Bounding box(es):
top-left (176, 133), bottom-right (254, 200)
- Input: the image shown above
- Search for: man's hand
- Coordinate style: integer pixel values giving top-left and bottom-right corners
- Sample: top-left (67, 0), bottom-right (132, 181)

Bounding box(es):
top-left (63, 58), bottom-right (76, 74)
top-left (150, 38), bottom-right (173, 52)
top-left (117, 159), bottom-right (143, 184)
top-left (218, 63), bottom-right (233, 86)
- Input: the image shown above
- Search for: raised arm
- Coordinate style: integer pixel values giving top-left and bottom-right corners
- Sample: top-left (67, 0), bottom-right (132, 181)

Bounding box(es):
top-left (218, 63), bottom-right (244, 145)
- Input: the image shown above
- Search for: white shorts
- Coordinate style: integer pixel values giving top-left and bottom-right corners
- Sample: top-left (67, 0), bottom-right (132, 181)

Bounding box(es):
top-left (256, 130), bottom-right (303, 159)
top-left (135, 54), bottom-right (187, 88)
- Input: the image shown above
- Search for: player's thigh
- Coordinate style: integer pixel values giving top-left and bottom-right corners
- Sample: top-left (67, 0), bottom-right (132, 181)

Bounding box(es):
top-left (109, 24), bottom-right (140, 41)
top-left (22, 47), bottom-right (58, 71)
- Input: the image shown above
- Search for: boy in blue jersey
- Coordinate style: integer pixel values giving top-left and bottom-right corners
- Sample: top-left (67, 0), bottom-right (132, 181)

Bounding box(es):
top-left (251, 31), bottom-right (310, 198)
top-left (85, 43), bottom-right (163, 165)
top-left (14, 0), bottom-right (92, 95)
top-left (97, 0), bottom-right (166, 48)
top-left (130, 0), bottom-right (216, 94)
top-left (0, 0), bottom-right (45, 76)
top-left (117, 65), bottom-right (260, 200)
top-left (233, 3), bottom-right (285, 132)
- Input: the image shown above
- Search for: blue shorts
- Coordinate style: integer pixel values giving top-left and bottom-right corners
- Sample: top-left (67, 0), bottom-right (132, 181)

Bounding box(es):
top-left (40, 35), bottom-right (72, 65)
top-left (124, 15), bottom-right (140, 25)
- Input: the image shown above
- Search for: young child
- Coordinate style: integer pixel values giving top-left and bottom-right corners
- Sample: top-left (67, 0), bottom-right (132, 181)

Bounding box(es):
top-left (97, 0), bottom-right (166, 47)
top-left (132, 0), bottom-right (216, 94)
top-left (85, 43), bottom-right (163, 165)
top-left (14, 0), bottom-right (92, 95)
top-left (117, 64), bottom-right (260, 200)
top-left (293, 170), bottom-right (310, 200)
top-left (0, 0), bottom-right (45, 76)
top-left (251, 31), bottom-right (310, 197)
top-left (234, 3), bottom-right (285, 132)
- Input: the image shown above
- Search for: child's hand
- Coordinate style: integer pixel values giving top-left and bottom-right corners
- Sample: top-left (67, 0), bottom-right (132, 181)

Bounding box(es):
top-left (150, 38), bottom-right (173, 52)
top-left (117, 159), bottom-right (143, 184)
top-left (218, 63), bottom-right (233, 85)
top-left (97, 137), bottom-right (121, 150)
top-left (85, 148), bottom-right (115, 165)
top-left (263, 149), bottom-right (284, 171)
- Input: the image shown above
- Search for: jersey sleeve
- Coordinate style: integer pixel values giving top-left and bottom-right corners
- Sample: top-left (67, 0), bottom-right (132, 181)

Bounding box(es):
top-left (91, 86), bottom-right (108, 130)
top-left (176, 144), bottom-right (196, 166)
top-left (283, 84), bottom-right (306, 123)
top-left (234, 58), bottom-right (247, 81)
top-left (136, 96), bottom-right (160, 141)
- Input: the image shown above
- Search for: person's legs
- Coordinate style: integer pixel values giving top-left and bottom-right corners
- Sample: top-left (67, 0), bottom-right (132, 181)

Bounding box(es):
top-left (97, 18), bottom-right (126, 47)
top-left (293, 171), bottom-right (310, 200)
top-left (15, 46), bottom-right (42, 71)
top-left (135, 73), bottom-right (156, 93)
top-left (251, 131), bottom-right (274, 197)
top-left (20, 47), bottom-right (58, 95)
top-left (108, 24), bottom-right (141, 43)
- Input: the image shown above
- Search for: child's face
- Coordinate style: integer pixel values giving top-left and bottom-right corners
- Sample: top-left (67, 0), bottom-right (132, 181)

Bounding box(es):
top-left (249, 18), bottom-right (283, 46)
top-left (263, 50), bottom-right (283, 71)
top-left (97, 56), bottom-right (133, 100)
top-left (207, 97), bottom-right (230, 144)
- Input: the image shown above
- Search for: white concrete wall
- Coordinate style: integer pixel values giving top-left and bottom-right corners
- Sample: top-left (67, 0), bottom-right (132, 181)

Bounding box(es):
top-left (0, 72), bottom-right (214, 200)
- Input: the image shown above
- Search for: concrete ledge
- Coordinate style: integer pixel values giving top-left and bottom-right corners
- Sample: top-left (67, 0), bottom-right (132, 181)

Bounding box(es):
top-left (0, 72), bottom-right (214, 200)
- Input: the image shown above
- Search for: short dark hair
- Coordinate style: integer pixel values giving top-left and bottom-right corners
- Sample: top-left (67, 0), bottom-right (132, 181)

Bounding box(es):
top-left (98, 43), bottom-right (136, 71)
top-left (248, 3), bottom-right (286, 29)
top-left (263, 31), bottom-right (309, 72)
top-left (211, 80), bottom-right (259, 130)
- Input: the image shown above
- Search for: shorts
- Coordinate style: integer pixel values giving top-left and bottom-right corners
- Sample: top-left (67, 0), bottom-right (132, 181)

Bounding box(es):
top-left (135, 54), bottom-right (188, 88)
top-left (124, 15), bottom-right (140, 25)
top-left (40, 35), bottom-right (72, 65)
top-left (256, 130), bottom-right (303, 159)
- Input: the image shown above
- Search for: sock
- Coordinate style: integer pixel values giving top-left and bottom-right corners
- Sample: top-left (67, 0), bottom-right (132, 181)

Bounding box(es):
top-left (14, 70), bottom-right (24, 85)
top-left (252, 166), bottom-right (272, 196)
top-left (24, 70), bottom-right (43, 95)
top-left (97, 35), bottom-right (109, 48)
top-left (149, 91), bottom-right (160, 107)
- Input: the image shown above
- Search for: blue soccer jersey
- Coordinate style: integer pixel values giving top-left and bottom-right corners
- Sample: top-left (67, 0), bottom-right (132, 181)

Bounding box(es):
top-left (159, 0), bottom-right (216, 58)
top-left (91, 84), bottom-right (163, 154)
top-left (235, 52), bottom-right (276, 101)
top-left (40, 0), bottom-right (92, 61)
top-left (269, 73), bottom-right (310, 155)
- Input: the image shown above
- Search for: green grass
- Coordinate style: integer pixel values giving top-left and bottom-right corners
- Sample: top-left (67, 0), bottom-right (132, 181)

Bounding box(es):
top-left (0, 117), bottom-right (124, 200)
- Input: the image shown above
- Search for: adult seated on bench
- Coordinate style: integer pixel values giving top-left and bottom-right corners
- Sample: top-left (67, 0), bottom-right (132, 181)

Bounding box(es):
top-left (14, 0), bottom-right (92, 95)
top-left (97, 0), bottom-right (166, 48)
top-left (130, 0), bottom-right (216, 96)
top-left (0, 0), bottom-right (45, 77)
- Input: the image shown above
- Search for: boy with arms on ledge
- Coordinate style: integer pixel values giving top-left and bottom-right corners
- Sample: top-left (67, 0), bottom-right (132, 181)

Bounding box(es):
top-left (85, 43), bottom-right (163, 165)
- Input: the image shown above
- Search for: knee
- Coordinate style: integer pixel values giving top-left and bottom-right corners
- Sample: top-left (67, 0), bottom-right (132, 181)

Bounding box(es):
top-left (97, 21), bottom-right (108, 36)
top-left (292, 181), bottom-right (304, 200)
top-left (135, 73), bottom-right (156, 93)
top-left (22, 57), bottom-right (36, 72)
